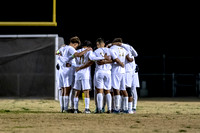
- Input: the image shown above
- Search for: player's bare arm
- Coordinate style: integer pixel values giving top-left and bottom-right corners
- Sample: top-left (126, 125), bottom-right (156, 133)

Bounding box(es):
top-left (113, 58), bottom-right (124, 68)
top-left (97, 59), bottom-right (113, 65)
top-left (126, 54), bottom-right (134, 62)
top-left (74, 47), bottom-right (92, 58)
top-left (75, 60), bottom-right (94, 72)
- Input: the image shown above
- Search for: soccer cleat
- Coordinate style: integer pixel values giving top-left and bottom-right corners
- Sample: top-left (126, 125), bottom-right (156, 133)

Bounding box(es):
top-left (123, 110), bottom-right (129, 114)
top-left (61, 107), bottom-right (64, 113)
top-left (84, 109), bottom-right (91, 114)
top-left (113, 110), bottom-right (120, 114)
top-left (128, 110), bottom-right (134, 114)
top-left (94, 107), bottom-right (98, 113)
top-left (132, 108), bottom-right (136, 114)
top-left (74, 109), bottom-right (78, 114)
top-left (106, 110), bottom-right (112, 114)
top-left (102, 107), bottom-right (105, 113)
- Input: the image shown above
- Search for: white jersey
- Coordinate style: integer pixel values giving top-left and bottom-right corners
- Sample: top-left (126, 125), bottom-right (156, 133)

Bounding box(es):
top-left (93, 47), bottom-right (117, 71)
top-left (110, 45), bottom-right (128, 74)
top-left (121, 43), bottom-right (138, 57)
top-left (62, 45), bottom-right (77, 64)
top-left (57, 46), bottom-right (66, 67)
top-left (74, 48), bottom-right (104, 80)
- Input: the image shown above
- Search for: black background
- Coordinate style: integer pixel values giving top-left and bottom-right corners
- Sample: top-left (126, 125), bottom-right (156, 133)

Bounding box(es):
top-left (0, 1), bottom-right (198, 96)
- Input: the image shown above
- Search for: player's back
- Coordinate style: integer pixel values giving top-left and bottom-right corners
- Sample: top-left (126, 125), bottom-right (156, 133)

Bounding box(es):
top-left (94, 47), bottom-right (112, 71)
top-left (74, 48), bottom-right (91, 80)
top-left (110, 45), bottom-right (127, 74)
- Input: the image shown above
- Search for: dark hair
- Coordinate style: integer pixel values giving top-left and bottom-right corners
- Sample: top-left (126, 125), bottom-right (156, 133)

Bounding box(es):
top-left (70, 36), bottom-right (81, 45)
top-left (112, 38), bottom-right (123, 43)
top-left (96, 38), bottom-right (104, 44)
top-left (82, 40), bottom-right (92, 47)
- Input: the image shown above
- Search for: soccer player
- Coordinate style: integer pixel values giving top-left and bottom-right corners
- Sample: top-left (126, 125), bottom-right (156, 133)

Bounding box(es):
top-left (73, 40), bottom-right (109, 114)
top-left (132, 63), bottom-right (140, 113)
top-left (55, 44), bottom-right (66, 112)
top-left (117, 42), bottom-right (139, 113)
top-left (61, 36), bottom-right (92, 112)
top-left (110, 38), bottom-right (133, 113)
top-left (93, 38), bottom-right (124, 113)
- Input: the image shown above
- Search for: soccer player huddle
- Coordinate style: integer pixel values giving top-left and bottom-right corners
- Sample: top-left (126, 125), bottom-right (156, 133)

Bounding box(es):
top-left (56, 36), bottom-right (139, 114)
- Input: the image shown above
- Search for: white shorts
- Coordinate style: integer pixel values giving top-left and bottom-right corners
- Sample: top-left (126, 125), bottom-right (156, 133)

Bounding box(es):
top-left (95, 70), bottom-right (111, 90)
top-left (125, 72), bottom-right (133, 88)
top-left (111, 73), bottom-right (126, 91)
top-left (73, 79), bottom-right (91, 91)
top-left (58, 70), bottom-right (63, 89)
top-left (60, 67), bottom-right (73, 88)
top-left (132, 72), bottom-right (140, 88)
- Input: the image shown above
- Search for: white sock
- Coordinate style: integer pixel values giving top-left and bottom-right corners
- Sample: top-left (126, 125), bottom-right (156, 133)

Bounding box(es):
top-left (124, 97), bottom-right (128, 111)
top-left (63, 96), bottom-right (69, 111)
top-left (106, 93), bottom-right (112, 111)
top-left (114, 95), bottom-right (120, 111)
top-left (128, 102), bottom-right (133, 111)
top-left (59, 95), bottom-right (63, 110)
top-left (74, 97), bottom-right (79, 110)
top-left (132, 86), bottom-right (138, 109)
top-left (85, 98), bottom-right (90, 109)
top-left (97, 93), bottom-right (103, 110)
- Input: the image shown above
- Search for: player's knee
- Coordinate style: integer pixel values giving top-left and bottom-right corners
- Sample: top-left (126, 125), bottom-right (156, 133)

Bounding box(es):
top-left (126, 87), bottom-right (132, 97)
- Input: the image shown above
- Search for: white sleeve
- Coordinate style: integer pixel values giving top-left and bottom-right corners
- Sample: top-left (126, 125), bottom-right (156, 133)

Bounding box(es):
top-left (121, 43), bottom-right (138, 57)
top-left (69, 47), bottom-right (77, 56)
top-left (130, 46), bottom-right (138, 57)
top-left (89, 51), bottom-right (104, 61)
top-left (71, 59), bottom-right (78, 67)
top-left (109, 49), bottom-right (117, 60)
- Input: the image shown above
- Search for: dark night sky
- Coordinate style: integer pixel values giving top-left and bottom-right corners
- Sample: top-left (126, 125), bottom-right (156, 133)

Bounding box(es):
top-left (0, 1), bottom-right (198, 73)
top-left (0, 1), bottom-right (198, 96)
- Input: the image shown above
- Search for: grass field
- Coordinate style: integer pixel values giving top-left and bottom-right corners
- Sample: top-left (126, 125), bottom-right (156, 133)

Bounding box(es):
top-left (0, 97), bottom-right (200, 133)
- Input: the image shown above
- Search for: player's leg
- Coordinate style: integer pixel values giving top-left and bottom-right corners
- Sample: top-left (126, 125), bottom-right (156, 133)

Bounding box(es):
top-left (73, 79), bottom-right (81, 113)
top-left (102, 93), bottom-right (106, 113)
top-left (59, 87), bottom-right (64, 112)
top-left (119, 91), bottom-right (124, 112)
top-left (69, 75), bottom-right (75, 112)
top-left (95, 71), bottom-right (104, 113)
top-left (63, 86), bottom-right (71, 112)
top-left (93, 72), bottom-right (98, 113)
top-left (96, 88), bottom-right (103, 113)
top-left (82, 79), bottom-right (91, 114)
top-left (131, 73), bottom-right (139, 113)
top-left (73, 89), bottom-right (80, 113)
top-left (58, 70), bottom-right (64, 112)
top-left (110, 90), bottom-right (115, 112)
top-left (112, 73), bottom-right (123, 113)
top-left (131, 85), bottom-right (138, 113)
top-left (104, 89), bottom-right (112, 113)
top-left (120, 73), bottom-right (129, 113)
top-left (126, 72), bottom-right (134, 114)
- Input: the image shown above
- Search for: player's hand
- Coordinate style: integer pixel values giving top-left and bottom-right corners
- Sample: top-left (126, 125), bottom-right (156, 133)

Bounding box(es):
top-left (87, 47), bottom-right (93, 51)
top-left (76, 67), bottom-right (81, 72)
top-left (97, 60), bottom-right (105, 65)
top-left (121, 63), bottom-right (125, 68)
top-left (104, 53), bottom-right (110, 60)
top-left (66, 63), bottom-right (71, 67)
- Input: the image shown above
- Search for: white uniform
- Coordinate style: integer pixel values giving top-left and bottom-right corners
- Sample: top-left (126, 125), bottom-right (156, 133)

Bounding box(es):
top-left (74, 48), bottom-right (104, 91)
top-left (57, 46), bottom-right (67, 88)
top-left (94, 47), bottom-right (117, 90)
top-left (110, 45), bottom-right (128, 90)
top-left (62, 45), bottom-right (77, 87)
